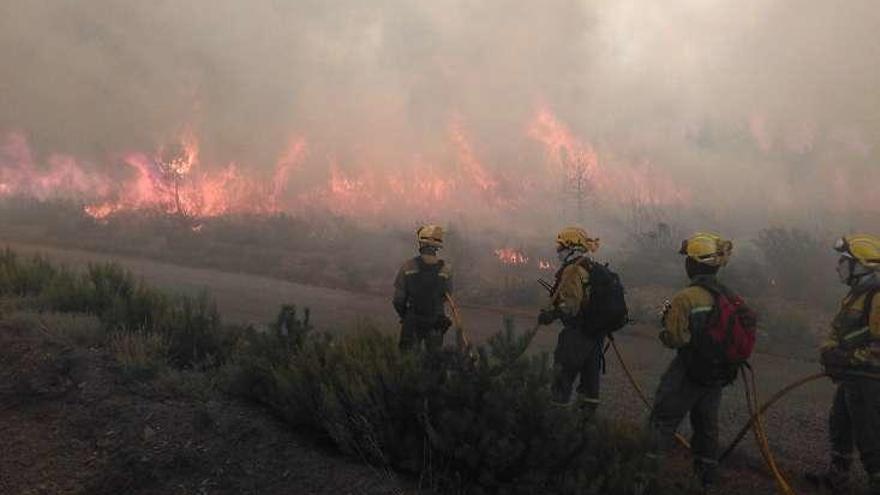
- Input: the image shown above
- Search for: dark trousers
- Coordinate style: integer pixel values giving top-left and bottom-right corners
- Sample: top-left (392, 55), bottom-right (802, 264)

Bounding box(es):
top-left (648, 355), bottom-right (723, 468)
top-left (552, 326), bottom-right (603, 408)
top-left (399, 318), bottom-right (444, 352)
top-left (830, 378), bottom-right (880, 480)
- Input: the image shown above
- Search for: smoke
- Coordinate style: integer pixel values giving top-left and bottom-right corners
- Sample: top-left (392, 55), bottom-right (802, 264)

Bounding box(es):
top-left (1, 0), bottom-right (878, 233)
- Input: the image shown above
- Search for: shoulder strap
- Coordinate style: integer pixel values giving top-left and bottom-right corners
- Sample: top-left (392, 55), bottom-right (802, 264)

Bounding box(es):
top-left (692, 279), bottom-right (735, 298)
top-left (412, 256), bottom-right (425, 272)
top-left (690, 280), bottom-right (717, 295)
top-left (414, 256), bottom-right (443, 274)
top-left (863, 287), bottom-right (879, 326)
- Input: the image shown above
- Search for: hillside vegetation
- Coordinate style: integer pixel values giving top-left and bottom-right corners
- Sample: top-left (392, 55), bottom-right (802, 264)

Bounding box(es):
top-left (0, 248), bottom-right (677, 494)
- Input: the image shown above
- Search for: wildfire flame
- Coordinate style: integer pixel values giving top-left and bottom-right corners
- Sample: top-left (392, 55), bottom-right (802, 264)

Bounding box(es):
top-left (450, 120), bottom-right (507, 206)
top-left (0, 105), bottom-right (694, 225)
top-left (495, 248), bottom-right (529, 265)
top-left (528, 107), bottom-right (689, 206)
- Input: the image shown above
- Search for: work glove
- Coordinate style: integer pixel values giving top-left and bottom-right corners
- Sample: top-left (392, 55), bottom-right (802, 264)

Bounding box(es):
top-left (537, 308), bottom-right (560, 326)
top-left (821, 347), bottom-right (853, 380)
top-left (436, 315), bottom-right (453, 332)
top-left (658, 299), bottom-right (672, 325)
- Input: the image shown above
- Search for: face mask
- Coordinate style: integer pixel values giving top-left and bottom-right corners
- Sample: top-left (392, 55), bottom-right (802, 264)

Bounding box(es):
top-left (420, 246), bottom-right (439, 256)
top-left (557, 248), bottom-right (572, 263)
top-left (837, 258), bottom-right (852, 285)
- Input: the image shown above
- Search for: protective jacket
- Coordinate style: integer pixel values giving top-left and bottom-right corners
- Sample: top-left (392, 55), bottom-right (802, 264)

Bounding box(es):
top-left (822, 284), bottom-right (880, 369)
top-left (660, 275), bottom-right (716, 349)
top-left (547, 257), bottom-right (592, 325)
top-left (648, 274), bottom-right (725, 486)
top-left (393, 255), bottom-right (452, 323)
top-left (547, 257), bottom-right (602, 409)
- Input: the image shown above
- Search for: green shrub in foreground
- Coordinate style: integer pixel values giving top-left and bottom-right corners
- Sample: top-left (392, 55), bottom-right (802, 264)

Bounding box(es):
top-left (0, 247), bottom-right (225, 369)
top-left (230, 315), bottom-right (664, 494)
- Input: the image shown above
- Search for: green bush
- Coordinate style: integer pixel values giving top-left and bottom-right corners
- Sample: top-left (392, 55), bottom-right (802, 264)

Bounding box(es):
top-left (230, 311), bottom-right (663, 494)
top-left (0, 248), bottom-right (225, 369)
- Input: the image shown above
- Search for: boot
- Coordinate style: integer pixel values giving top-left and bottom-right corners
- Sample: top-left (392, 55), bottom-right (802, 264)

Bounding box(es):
top-left (693, 459), bottom-right (719, 494)
top-left (574, 394), bottom-right (599, 422)
top-left (632, 453), bottom-right (661, 495)
top-left (869, 472), bottom-right (880, 495)
top-left (804, 459), bottom-right (851, 492)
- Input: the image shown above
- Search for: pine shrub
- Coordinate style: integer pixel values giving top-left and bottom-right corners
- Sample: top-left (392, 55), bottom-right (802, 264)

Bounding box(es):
top-left (231, 309), bottom-right (661, 494)
top-left (0, 248), bottom-right (225, 369)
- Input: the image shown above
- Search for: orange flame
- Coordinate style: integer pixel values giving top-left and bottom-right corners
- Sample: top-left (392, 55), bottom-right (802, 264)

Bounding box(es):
top-left (77, 131), bottom-right (307, 220)
top-left (528, 107), bottom-right (689, 206)
top-left (528, 108), bottom-right (600, 184)
top-left (0, 132), bottom-right (112, 201)
top-left (450, 120), bottom-right (504, 203)
top-left (495, 248), bottom-right (529, 265)
top-left (2, 106), bottom-right (694, 226)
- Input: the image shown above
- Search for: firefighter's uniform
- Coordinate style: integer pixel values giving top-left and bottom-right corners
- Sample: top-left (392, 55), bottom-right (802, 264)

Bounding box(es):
top-left (539, 226), bottom-right (603, 412)
top-left (393, 225), bottom-right (453, 352)
top-left (819, 285), bottom-right (880, 490)
top-left (649, 276), bottom-right (723, 480)
top-left (548, 259), bottom-right (603, 409)
top-left (643, 232), bottom-right (735, 491)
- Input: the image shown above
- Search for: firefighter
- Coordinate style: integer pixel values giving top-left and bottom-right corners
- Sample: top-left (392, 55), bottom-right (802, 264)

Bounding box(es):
top-left (537, 226), bottom-right (604, 415)
top-left (646, 232), bottom-right (737, 492)
top-left (393, 225), bottom-right (453, 352)
top-left (807, 234), bottom-right (880, 493)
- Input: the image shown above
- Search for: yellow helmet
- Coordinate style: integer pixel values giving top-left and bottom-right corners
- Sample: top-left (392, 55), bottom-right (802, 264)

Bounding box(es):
top-left (679, 232), bottom-right (733, 267)
top-left (834, 234), bottom-right (880, 270)
top-left (417, 224), bottom-right (444, 248)
top-left (556, 226), bottom-right (600, 252)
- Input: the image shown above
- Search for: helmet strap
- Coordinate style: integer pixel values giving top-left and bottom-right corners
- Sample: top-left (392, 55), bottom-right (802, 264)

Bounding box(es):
top-left (559, 247), bottom-right (586, 265)
top-left (850, 261), bottom-right (877, 288)
top-left (419, 245), bottom-right (439, 256)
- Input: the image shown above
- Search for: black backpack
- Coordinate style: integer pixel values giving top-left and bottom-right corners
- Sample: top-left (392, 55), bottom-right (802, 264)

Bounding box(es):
top-left (405, 257), bottom-right (449, 318)
top-left (579, 261), bottom-right (629, 336)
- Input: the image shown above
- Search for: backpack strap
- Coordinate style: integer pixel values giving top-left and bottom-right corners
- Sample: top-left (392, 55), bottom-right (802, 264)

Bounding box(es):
top-left (690, 278), bottom-right (729, 296)
top-left (414, 256), bottom-right (443, 273)
top-left (863, 287), bottom-right (879, 328)
top-left (549, 257), bottom-right (590, 297)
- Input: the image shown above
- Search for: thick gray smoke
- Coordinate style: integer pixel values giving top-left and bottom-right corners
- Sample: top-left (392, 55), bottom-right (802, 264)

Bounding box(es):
top-left (1, 0), bottom-right (878, 233)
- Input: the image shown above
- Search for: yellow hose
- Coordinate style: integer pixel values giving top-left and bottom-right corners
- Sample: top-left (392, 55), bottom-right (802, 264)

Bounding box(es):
top-left (721, 372), bottom-right (826, 463)
top-left (445, 293), bottom-right (471, 353)
top-left (742, 366), bottom-right (795, 494)
top-left (609, 339), bottom-right (691, 450)
top-left (723, 369), bottom-right (880, 464)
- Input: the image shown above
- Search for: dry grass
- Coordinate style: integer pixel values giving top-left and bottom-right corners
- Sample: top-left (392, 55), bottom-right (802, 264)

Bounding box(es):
top-left (107, 329), bottom-right (170, 371)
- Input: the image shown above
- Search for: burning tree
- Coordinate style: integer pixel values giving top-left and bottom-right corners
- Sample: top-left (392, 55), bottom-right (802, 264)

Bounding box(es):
top-left (156, 135), bottom-right (199, 218)
top-left (559, 146), bottom-right (595, 225)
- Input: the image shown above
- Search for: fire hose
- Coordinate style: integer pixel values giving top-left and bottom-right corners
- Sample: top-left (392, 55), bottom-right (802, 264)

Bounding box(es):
top-left (719, 372), bottom-right (826, 464)
top-left (450, 284), bottom-right (880, 494)
top-left (721, 369), bottom-right (880, 463)
top-left (607, 338), bottom-right (692, 450)
top-left (741, 364), bottom-right (795, 495)
top-left (445, 293), bottom-right (470, 351)
top-left (610, 337), bottom-right (793, 493)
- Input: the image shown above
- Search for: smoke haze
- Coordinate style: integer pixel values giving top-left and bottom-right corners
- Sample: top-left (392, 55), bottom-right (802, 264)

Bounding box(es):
top-left (1, 0), bottom-right (878, 234)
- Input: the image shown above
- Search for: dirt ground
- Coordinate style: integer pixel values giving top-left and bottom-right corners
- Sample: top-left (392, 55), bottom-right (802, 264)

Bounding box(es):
top-left (0, 312), bottom-right (410, 495)
top-left (1, 241), bottom-right (858, 494)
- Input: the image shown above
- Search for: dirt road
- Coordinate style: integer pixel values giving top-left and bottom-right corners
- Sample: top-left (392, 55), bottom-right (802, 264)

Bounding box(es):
top-left (5, 241), bottom-right (843, 493)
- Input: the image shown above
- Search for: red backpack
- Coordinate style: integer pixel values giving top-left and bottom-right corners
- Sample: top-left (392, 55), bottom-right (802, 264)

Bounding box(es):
top-left (684, 282), bottom-right (757, 386)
